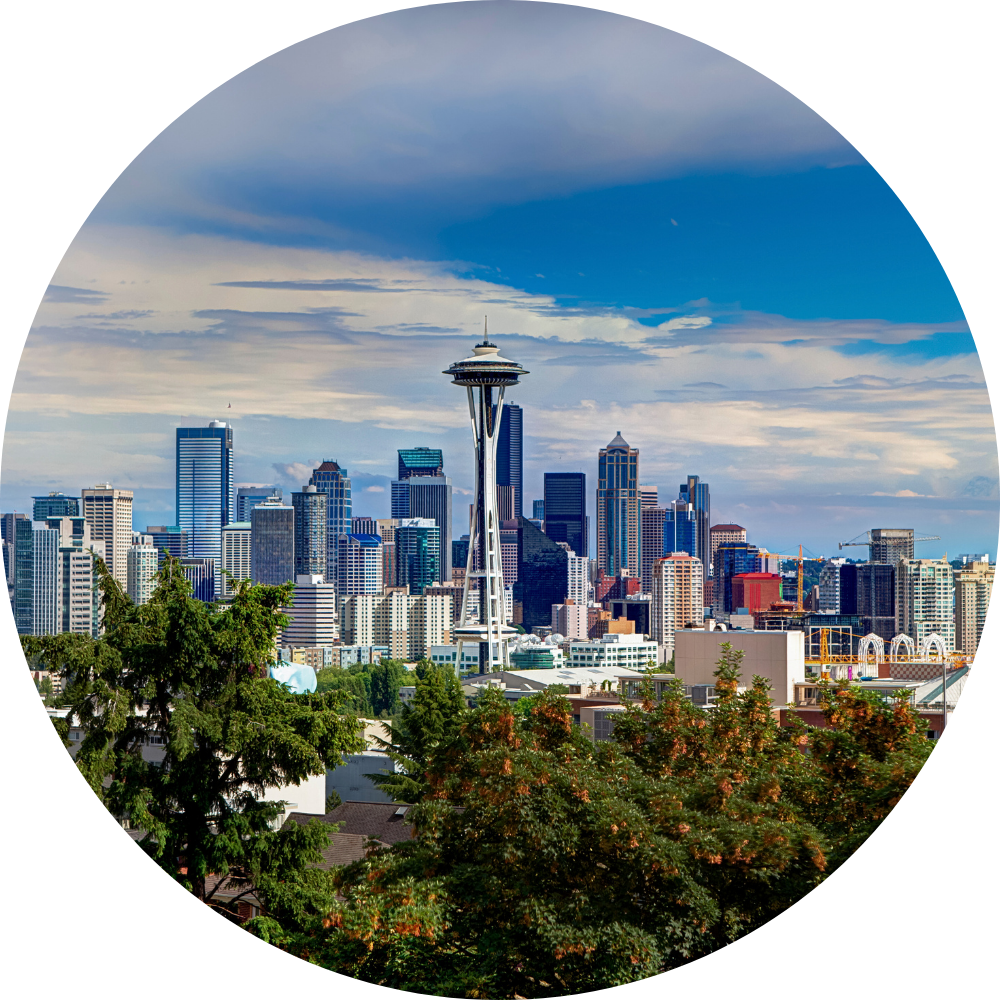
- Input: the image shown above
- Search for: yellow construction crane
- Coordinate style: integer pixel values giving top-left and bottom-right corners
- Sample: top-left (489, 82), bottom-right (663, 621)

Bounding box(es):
top-left (757, 544), bottom-right (827, 612)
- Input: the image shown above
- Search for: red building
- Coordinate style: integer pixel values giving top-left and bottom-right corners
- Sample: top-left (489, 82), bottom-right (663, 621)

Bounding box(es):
top-left (731, 572), bottom-right (782, 613)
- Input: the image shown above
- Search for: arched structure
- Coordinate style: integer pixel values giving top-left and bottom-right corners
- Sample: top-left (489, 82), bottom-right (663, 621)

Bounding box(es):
top-left (921, 633), bottom-right (947, 661)
top-left (890, 633), bottom-right (915, 662)
top-left (857, 633), bottom-right (885, 673)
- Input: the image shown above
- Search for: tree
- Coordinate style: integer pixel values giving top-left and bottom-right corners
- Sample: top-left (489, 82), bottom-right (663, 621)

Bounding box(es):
top-left (22, 556), bottom-right (364, 920)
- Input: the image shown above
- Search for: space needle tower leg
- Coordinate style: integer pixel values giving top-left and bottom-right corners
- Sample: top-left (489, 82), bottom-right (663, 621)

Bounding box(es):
top-left (445, 321), bottom-right (529, 674)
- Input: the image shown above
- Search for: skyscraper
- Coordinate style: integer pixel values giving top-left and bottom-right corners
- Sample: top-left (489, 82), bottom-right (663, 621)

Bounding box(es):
top-left (496, 402), bottom-right (523, 519)
top-left (955, 560), bottom-right (994, 656)
top-left (532, 499), bottom-right (545, 521)
top-left (597, 433), bottom-right (639, 577)
top-left (896, 558), bottom-right (955, 650)
top-left (250, 498), bottom-right (294, 585)
top-left (544, 472), bottom-right (587, 558)
top-left (405, 476), bottom-right (452, 581)
top-left (651, 553), bottom-right (704, 659)
top-left (292, 485), bottom-right (328, 578)
top-left (639, 485), bottom-right (658, 510)
top-left (281, 574), bottom-right (337, 647)
top-left (32, 524), bottom-right (59, 635)
top-left (2, 512), bottom-right (28, 603)
top-left (709, 524), bottom-right (746, 579)
top-left (396, 518), bottom-right (441, 594)
top-left (640, 505), bottom-right (666, 593)
top-left (127, 534), bottom-right (158, 606)
top-left (81, 484), bottom-right (134, 590)
top-left (397, 447), bottom-right (444, 480)
top-left (663, 501), bottom-right (698, 559)
top-left (515, 516), bottom-right (570, 629)
top-left (713, 541), bottom-right (761, 616)
top-left (145, 525), bottom-right (190, 566)
top-left (236, 486), bottom-right (282, 522)
top-left (308, 460), bottom-right (352, 582)
top-left (221, 522), bottom-right (251, 597)
top-left (869, 528), bottom-right (915, 565)
top-left (32, 493), bottom-right (80, 520)
top-left (840, 563), bottom-right (896, 642)
top-left (679, 475), bottom-right (711, 575)
top-left (43, 517), bottom-right (105, 636)
top-left (176, 421), bottom-right (234, 595)
top-left (13, 518), bottom-right (35, 634)
top-left (817, 558), bottom-right (847, 612)
top-left (337, 533), bottom-right (384, 596)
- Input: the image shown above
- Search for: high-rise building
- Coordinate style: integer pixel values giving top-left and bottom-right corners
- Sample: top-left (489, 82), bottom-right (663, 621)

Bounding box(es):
top-left (567, 551), bottom-right (590, 606)
top-left (395, 518), bottom-right (441, 594)
top-left (551, 599), bottom-right (588, 640)
top-left (32, 524), bottom-right (59, 635)
top-left (597, 433), bottom-right (639, 578)
top-left (221, 522), bottom-right (251, 597)
top-left (292, 486), bottom-right (327, 578)
top-left (817, 558), bottom-right (847, 612)
top-left (390, 480), bottom-right (410, 520)
top-left (176, 421), bottom-right (234, 595)
top-left (496, 485), bottom-right (517, 521)
top-left (639, 485), bottom-right (658, 510)
top-left (375, 518), bottom-right (399, 591)
top-left (679, 475), bottom-right (711, 575)
top-left (145, 525), bottom-right (190, 566)
top-left (516, 516), bottom-right (570, 629)
top-left (250, 498), bottom-right (294, 585)
top-left (13, 518), bottom-right (34, 633)
top-left (869, 528), bottom-right (915, 565)
top-left (663, 501), bottom-right (698, 560)
top-left (340, 590), bottom-right (452, 660)
top-left (650, 552), bottom-right (704, 659)
top-left (896, 558), bottom-right (955, 650)
top-left (404, 476), bottom-right (452, 581)
top-left (532, 499), bottom-right (545, 521)
top-left (955, 560), bottom-right (994, 657)
top-left (352, 516), bottom-right (378, 535)
top-left (281, 574), bottom-right (337, 647)
top-left (81, 484), bottom-right (134, 589)
top-left (710, 524), bottom-right (746, 580)
top-left (32, 493), bottom-right (80, 520)
top-left (397, 447), bottom-right (444, 480)
top-left (337, 534), bottom-right (384, 596)
top-left (840, 563), bottom-right (896, 642)
top-left (452, 536), bottom-right (470, 575)
top-left (308, 460), bottom-right (352, 582)
top-left (713, 542), bottom-right (761, 617)
top-left (180, 558), bottom-right (216, 603)
top-left (640, 505), bottom-right (666, 593)
top-left (496, 402), bottom-right (523, 519)
top-left (236, 486), bottom-right (282, 522)
top-left (127, 534), bottom-right (158, 606)
top-left (41, 517), bottom-right (105, 636)
top-left (544, 472), bottom-right (587, 558)
top-left (2, 512), bottom-right (28, 603)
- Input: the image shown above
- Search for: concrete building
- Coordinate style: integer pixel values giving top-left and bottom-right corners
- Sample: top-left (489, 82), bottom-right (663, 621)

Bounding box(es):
top-left (817, 557), bottom-right (847, 612)
top-left (221, 522), bottom-right (251, 597)
top-left (127, 533), bottom-right (158, 605)
top-left (709, 524), bottom-right (746, 581)
top-left (250, 497), bottom-right (294, 585)
top-left (869, 528), bottom-right (915, 565)
top-left (567, 631), bottom-right (659, 671)
top-left (332, 644), bottom-right (388, 668)
top-left (896, 558), bottom-right (956, 651)
top-left (308, 460), bottom-right (352, 584)
top-left (551, 598), bottom-right (588, 640)
top-left (337, 533), bottom-right (383, 596)
top-left (650, 553), bottom-right (704, 659)
top-left (32, 493), bottom-right (80, 520)
top-left (38, 517), bottom-right (106, 636)
top-left (597, 433), bottom-right (640, 578)
top-left (429, 643), bottom-right (482, 673)
top-left (81, 484), bottom-right (133, 589)
top-left (674, 628), bottom-right (805, 707)
top-left (340, 591), bottom-right (452, 661)
top-left (955, 560), bottom-right (994, 657)
top-left (840, 562), bottom-right (896, 642)
top-left (176, 421), bottom-right (234, 596)
top-left (281, 574), bottom-right (337, 648)
top-left (292, 485), bottom-right (327, 577)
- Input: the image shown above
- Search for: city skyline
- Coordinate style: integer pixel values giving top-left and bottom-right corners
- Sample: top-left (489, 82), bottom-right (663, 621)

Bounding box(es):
top-left (2, 2), bottom-right (996, 559)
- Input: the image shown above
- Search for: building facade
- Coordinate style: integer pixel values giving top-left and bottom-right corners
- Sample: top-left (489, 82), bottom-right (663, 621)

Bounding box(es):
top-left (640, 504), bottom-right (666, 593)
top-left (597, 433), bottom-right (639, 577)
top-left (81, 484), bottom-right (134, 589)
top-left (340, 591), bottom-right (452, 661)
top-left (869, 528), bottom-right (915, 565)
top-left (145, 525), bottom-right (189, 566)
top-left (840, 563), bottom-right (896, 642)
top-left (395, 518), bottom-right (441, 593)
top-left (250, 499), bottom-right (295, 585)
top-left (176, 421), bottom-right (234, 596)
top-left (551, 599), bottom-right (588, 640)
top-left (709, 524), bottom-right (746, 581)
top-left (712, 542), bottom-right (761, 617)
top-left (180, 557), bottom-right (216, 602)
top-left (32, 493), bottom-right (80, 520)
top-left (236, 486), bottom-right (282, 522)
top-left (730, 572), bottom-right (782, 614)
top-left (308, 460), bottom-right (352, 583)
top-left (281, 574), bottom-right (337, 648)
top-left (566, 551), bottom-right (589, 606)
top-left (954, 560), bottom-right (994, 657)
top-left (397, 447), bottom-right (444, 480)
top-left (567, 632), bottom-right (659, 671)
top-left (817, 558), bottom-right (847, 612)
top-left (663, 501), bottom-right (698, 560)
top-left (896, 558), bottom-right (956, 650)
top-left (337, 533), bottom-right (384, 596)
top-left (678, 475), bottom-right (711, 576)
top-left (404, 476), bottom-right (452, 581)
top-left (292, 486), bottom-right (327, 577)
top-left (221, 522), bottom-right (251, 597)
top-left (650, 553), bottom-right (704, 659)
top-left (543, 471), bottom-right (587, 558)
top-left (496, 402), bottom-right (523, 520)
top-left (127, 534), bottom-right (158, 606)
top-left (516, 516), bottom-right (570, 630)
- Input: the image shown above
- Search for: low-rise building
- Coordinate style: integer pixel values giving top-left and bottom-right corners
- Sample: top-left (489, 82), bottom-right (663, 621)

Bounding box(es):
top-left (567, 632), bottom-right (659, 672)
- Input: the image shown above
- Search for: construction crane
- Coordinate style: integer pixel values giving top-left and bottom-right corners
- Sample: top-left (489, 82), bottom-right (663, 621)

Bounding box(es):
top-left (757, 544), bottom-right (827, 612)
top-left (838, 529), bottom-right (941, 552)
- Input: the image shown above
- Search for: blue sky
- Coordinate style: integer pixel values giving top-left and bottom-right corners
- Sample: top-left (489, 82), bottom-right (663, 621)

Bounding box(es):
top-left (3, 1), bottom-right (996, 556)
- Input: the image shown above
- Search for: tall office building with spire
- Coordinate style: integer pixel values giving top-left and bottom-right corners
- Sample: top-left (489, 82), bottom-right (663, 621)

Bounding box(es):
top-left (176, 421), bottom-right (234, 595)
top-left (308, 460), bottom-right (352, 583)
top-left (597, 432), bottom-right (640, 578)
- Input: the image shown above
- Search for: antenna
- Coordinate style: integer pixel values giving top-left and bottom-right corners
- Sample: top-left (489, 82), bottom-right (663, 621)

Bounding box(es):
top-left (483, 315), bottom-right (488, 343)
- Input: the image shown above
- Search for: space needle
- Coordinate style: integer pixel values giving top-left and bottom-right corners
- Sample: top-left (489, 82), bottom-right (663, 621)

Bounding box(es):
top-left (444, 320), bottom-right (529, 673)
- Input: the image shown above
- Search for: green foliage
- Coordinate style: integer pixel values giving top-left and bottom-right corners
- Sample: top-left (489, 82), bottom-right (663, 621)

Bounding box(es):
top-left (315, 658), bottom-right (408, 719)
top-left (325, 790), bottom-right (343, 813)
top-left (22, 556), bottom-right (364, 920)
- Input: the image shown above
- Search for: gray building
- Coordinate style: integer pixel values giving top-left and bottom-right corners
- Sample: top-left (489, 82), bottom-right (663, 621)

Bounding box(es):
top-left (398, 476), bottom-right (452, 581)
top-left (145, 525), bottom-right (190, 567)
top-left (236, 485), bottom-right (282, 522)
top-left (308, 461), bottom-right (352, 583)
top-left (32, 493), bottom-right (80, 520)
top-left (292, 486), bottom-right (327, 578)
top-left (869, 528), bottom-right (914, 565)
top-left (251, 499), bottom-right (295, 585)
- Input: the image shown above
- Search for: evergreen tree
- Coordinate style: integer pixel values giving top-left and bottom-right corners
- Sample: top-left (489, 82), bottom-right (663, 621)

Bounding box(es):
top-left (22, 556), bottom-right (364, 919)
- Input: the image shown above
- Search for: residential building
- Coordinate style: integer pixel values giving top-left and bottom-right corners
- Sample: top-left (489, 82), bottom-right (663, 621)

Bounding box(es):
top-left (176, 421), bottom-right (234, 596)
top-left (840, 563), bottom-right (896, 642)
top-left (292, 485), bottom-right (327, 577)
top-left (81, 484), bottom-right (133, 589)
top-left (404, 476), bottom-right (452, 580)
top-left (41, 517), bottom-right (105, 636)
top-left (145, 525), bottom-right (189, 566)
top-left (955, 560), bottom-right (994, 657)
top-left (340, 591), bottom-right (452, 661)
top-left (221, 522), bottom-right (251, 597)
top-left (281, 574), bottom-right (338, 648)
top-left (352, 516), bottom-right (378, 535)
top-left (817, 558), bottom-right (847, 612)
top-left (13, 517), bottom-right (34, 633)
top-left (338, 533), bottom-right (383, 596)
top-left (235, 486), bottom-right (282, 522)
top-left (709, 524), bottom-right (746, 580)
top-left (869, 528), bottom-right (915, 565)
top-left (678, 475), bottom-right (711, 575)
top-left (496, 402), bottom-right (523, 519)
top-left (567, 551), bottom-right (589, 606)
top-left (180, 558), bottom-right (216, 602)
top-left (331, 644), bottom-right (388, 669)
top-left (730, 573), bottom-right (782, 614)
top-left (650, 553), bottom-right (704, 659)
top-left (640, 504), bottom-right (666, 592)
top-left (516, 516), bottom-right (570, 629)
top-left (375, 518), bottom-right (399, 591)
top-left (597, 432), bottom-right (639, 577)
top-left (543, 471), bottom-right (587, 557)
top-left (127, 533), bottom-right (158, 606)
top-left (663, 500), bottom-right (698, 559)
top-left (551, 599), bottom-right (588, 639)
top-left (395, 518), bottom-right (440, 593)
top-left (568, 632), bottom-right (659, 671)
top-left (397, 447), bottom-right (444, 480)
top-left (308, 460), bottom-right (352, 583)
top-left (896, 558), bottom-right (956, 651)
top-left (250, 498), bottom-right (294, 585)
top-left (15, 521), bottom-right (60, 636)
top-left (32, 493), bottom-right (80, 519)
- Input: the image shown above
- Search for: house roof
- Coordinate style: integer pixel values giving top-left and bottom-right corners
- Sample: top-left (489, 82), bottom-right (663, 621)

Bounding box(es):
top-left (287, 800), bottom-right (415, 845)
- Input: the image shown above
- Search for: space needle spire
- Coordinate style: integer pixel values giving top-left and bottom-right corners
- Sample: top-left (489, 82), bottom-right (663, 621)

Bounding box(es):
top-left (443, 318), bottom-right (529, 673)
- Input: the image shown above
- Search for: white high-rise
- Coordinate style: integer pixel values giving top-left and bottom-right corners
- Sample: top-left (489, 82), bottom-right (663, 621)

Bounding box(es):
top-left (127, 533), bottom-right (158, 605)
top-left (221, 522), bottom-right (252, 597)
top-left (896, 558), bottom-right (956, 651)
top-left (281, 574), bottom-right (337, 648)
top-left (954, 560), bottom-right (994, 657)
top-left (567, 551), bottom-right (589, 606)
top-left (81, 484), bottom-right (133, 589)
top-left (32, 524), bottom-right (59, 635)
